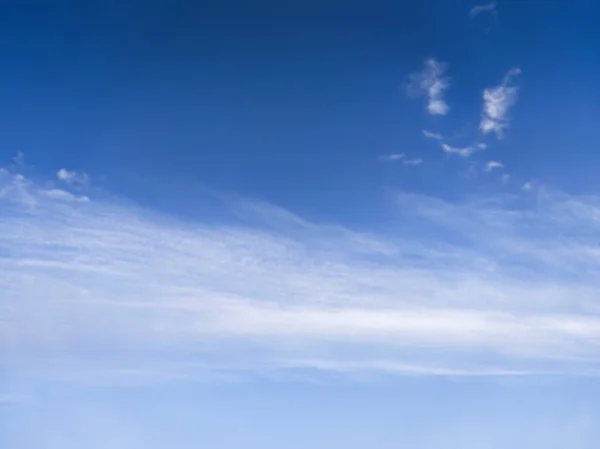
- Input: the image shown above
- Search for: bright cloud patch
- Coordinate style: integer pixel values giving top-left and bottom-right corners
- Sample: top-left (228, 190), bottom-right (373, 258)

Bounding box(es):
top-left (480, 67), bottom-right (522, 138)
top-left (4, 168), bottom-right (600, 383)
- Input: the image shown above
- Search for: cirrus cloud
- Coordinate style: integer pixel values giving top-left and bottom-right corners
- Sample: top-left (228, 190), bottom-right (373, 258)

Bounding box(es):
top-left (4, 166), bottom-right (600, 382)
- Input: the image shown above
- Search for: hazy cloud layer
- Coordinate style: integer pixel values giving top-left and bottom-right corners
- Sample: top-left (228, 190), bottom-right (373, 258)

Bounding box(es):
top-left (3, 168), bottom-right (600, 383)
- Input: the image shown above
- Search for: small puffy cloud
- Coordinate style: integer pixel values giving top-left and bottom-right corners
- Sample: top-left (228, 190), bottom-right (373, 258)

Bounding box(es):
top-left (407, 59), bottom-right (450, 116)
top-left (403, 158), bottom-right (423, 166)
top-left (523, 181), bottom-right (534, 191)
top-left (469, 2), bottom-right (497, 19)
top-left (57, 168), bottom-right (89, 186)
top-left (379, 153), bottom-right (405, 162)
top-left (422, 130), bottom-right (443, 140)
top-left (485, 161), bottom-right (504, 172)
top-left (480, 67), bottom-right (522, 139)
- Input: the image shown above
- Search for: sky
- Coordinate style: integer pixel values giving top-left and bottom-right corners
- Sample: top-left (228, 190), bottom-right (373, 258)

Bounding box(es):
top-left (2, 0), bottom-right (600, 447)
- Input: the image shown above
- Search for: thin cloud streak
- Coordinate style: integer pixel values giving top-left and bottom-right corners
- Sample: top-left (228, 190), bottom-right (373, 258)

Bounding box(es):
top-left (422, 130), bottom-right (443, 140)
top-left (378, 153), bottom-right (405, 162)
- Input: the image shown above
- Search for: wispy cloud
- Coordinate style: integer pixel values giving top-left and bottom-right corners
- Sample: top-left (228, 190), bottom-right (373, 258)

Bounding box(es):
top-left (469, 2), bottom-right (497, 19)
top-left (441, 142), bottom-right (486, 158)
top-left (407, 59), bottom-right (450, 116)
top-left (480, 67), bottom-right (522, 138)
top-left (403, 158), bottom-right (423, 166)
top-left (378, 153), bottom-right (405, 162)
top-left (5, 166), bottom-right (600, 382)
top-left (485, 161), bottom-right (504, 172)
top-left (422, 130), bottom-right (443, 140)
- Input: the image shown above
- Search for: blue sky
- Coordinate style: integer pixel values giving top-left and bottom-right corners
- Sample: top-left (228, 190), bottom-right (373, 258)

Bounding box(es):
top-left (3, 0), bottom-right (600, 447)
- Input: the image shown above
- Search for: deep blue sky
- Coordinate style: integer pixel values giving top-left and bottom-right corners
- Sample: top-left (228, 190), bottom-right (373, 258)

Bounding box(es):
top-left (3, 1), bottom-right (600, 448)
top-left (1, 0), bottom-right (599, 223)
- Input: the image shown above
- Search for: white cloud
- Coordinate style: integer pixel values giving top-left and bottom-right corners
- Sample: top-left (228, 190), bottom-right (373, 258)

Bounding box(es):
top-left (422, 130), bottom-right (443, 140)
top-left (6, 168), bottom-right (600, 382)
top-left (485, 161), bottom-right (504, 172)
top-left (469, 2), bottom-right (497, 19)
top-left (379, 153), bottom-right (405, 162)
top-left (57, 168), bottom-right (89, 186)
top-left (403, 158), bottom-right (423, 166)
top-left (408, 59), bottom-right (450, 116)
top-left (480, 67), bottom-right (522, 138)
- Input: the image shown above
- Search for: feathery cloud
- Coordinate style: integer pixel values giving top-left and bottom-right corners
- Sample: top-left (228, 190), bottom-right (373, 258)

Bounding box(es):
top-left (408, 59), bottom-right (450, 116)
top-left (480, 67), bottom-right (522, 138)
top-left (5, 167), bottom-right (600, 382)
top-left (469, 2), bottom-right (497, 19)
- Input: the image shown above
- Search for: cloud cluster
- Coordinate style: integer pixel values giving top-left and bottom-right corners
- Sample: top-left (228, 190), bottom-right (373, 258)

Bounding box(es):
top-left (4, 168), bottom-right (600, 383)
top-left (408, 59), bottom-right (450, 116)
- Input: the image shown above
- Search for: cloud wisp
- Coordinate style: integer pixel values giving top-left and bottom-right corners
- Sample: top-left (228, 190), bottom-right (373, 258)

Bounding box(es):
top-left (422, 130), bottom-right (443, 141)
top-left (441, 142), bottom-right (486, 158)
top-left (4, 167), bottom-right (600, 383)
top-left (378, 153), bottom-right (405, 162)
top-left (407, 59), bottom-right (450, 116)
top-left (480, 67), bottom-right (522, 138)
top-left (469, 2), bottom-right (497, 19)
